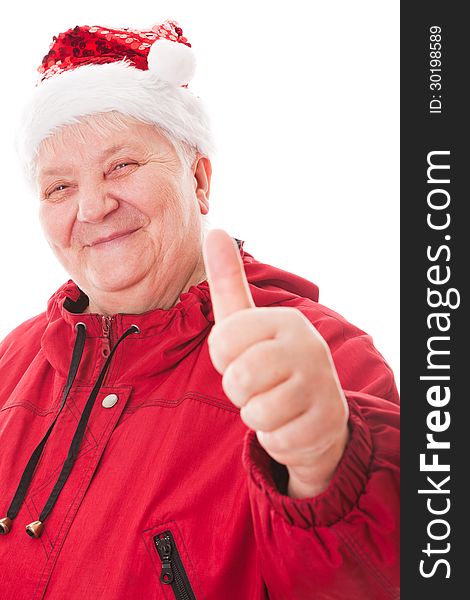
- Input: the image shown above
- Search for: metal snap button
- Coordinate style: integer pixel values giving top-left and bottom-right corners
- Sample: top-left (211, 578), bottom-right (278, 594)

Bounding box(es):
top-left (102, 393), bottom-right (118, 408)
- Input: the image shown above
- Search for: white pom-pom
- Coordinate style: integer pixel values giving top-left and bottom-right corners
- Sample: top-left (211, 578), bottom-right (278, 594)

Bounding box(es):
top-left (147, 38), bottom-right (196, 86)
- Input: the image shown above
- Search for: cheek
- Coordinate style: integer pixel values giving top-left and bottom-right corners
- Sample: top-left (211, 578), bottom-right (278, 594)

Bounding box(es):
top-left (136, 175), bottom-right (190, 224)
top-left (39, 203), bottom-right (75, 249)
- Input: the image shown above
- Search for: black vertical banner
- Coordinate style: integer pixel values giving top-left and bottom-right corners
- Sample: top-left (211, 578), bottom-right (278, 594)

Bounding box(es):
top-left (401, 2), bottom-right (467, 598)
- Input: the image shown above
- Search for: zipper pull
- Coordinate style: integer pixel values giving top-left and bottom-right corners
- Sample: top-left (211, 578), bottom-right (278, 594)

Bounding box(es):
top-left (155, 535), bottom-right (174, 584)
top-left (101, 315), bottom-right (111, 338)
top-left (101, 316), bottom-right (112, 358)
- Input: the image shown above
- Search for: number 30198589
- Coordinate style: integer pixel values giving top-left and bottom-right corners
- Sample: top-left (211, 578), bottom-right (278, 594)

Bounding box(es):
top-left (429, 25), bottom-right (442, 92)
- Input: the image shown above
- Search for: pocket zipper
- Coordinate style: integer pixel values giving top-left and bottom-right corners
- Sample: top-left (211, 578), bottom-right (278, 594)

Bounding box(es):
top-left (154, 530), bottom-right (197, 600)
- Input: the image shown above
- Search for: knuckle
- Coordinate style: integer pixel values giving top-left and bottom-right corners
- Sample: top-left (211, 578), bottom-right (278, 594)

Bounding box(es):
top-left (222, 373), bottom-right (243, 408)
top-left (221, 373), bottom-right (235, 402)
top-left (226, 361), bottom-right (252, 393)
top-left (281, 309), bottom-right (324, 349)
top-left (287, 307), bottom-right (310, 329)
top-left (274, 307), bottom-right (303, 333)
top-left (265, 429), bottom-right (290, 454)
top-left (208, 327), bottom-right (231, 369)
top-left (292, 368), bottom-right (310, 390)
top-left (243, 400), bottom-right (268, 430)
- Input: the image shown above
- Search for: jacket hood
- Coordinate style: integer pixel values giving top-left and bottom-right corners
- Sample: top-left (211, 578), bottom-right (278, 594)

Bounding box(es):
top-left (42, 241), bottom-right (319, 380)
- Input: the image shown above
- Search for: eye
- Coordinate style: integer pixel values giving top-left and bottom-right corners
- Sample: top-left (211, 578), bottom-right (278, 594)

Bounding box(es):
top-left (112, 162), bottom-right (136, 172)
top-left (43, 183), bottom-right (69, 199)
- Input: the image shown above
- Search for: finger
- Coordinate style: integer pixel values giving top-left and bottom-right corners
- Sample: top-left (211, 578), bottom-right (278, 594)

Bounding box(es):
top-left (203, 229), bottom-right (255, 322)
top-left (208, 307), bottom-right (289, 373)
top-left (256, 408), bottom-right (322, 465)
top-left (256, 398), bottom-right (348, 465)
top-left (221, 338), bottom-right (290, 407)
top-left (239, 374), bottom-right (310, 432)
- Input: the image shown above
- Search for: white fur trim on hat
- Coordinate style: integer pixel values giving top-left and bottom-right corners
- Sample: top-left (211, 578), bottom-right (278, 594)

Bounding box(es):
top-left (16, 58), bottom-right (214, 184)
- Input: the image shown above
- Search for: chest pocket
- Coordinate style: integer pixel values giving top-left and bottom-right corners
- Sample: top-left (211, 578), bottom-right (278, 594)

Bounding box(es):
top-left (0, 386), bottom-right (95, 486)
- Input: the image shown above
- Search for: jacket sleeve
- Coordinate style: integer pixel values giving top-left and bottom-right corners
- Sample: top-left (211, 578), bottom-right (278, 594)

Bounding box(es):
top-left (242, 303), bottom-right (400, 600)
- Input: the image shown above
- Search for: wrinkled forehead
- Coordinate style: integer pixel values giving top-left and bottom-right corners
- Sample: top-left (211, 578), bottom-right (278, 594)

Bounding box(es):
top-left (36, 112), bottom-right (173, 176)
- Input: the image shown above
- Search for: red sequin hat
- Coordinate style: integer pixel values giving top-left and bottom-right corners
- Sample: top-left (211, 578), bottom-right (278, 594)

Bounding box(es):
top-left (16, 20), bottom-right (213, 182)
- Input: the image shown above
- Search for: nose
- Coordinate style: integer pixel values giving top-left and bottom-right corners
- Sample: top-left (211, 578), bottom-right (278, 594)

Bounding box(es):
top-left (76, 186), bottom-right (119, 223)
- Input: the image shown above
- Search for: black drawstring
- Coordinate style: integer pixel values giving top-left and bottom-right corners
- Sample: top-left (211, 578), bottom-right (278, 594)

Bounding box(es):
top-left (0, 322), bottom-right (86, 535)
top-left (26, 323), bottom-right (139, 538)
top-left (0, 321), bottom-right (140, 538)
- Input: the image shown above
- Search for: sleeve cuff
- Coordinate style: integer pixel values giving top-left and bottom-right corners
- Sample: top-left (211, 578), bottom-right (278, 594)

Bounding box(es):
top-left (241, 396), bottom-right (373, 528)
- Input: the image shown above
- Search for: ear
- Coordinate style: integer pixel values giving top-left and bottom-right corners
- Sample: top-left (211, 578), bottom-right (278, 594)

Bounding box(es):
top-left (192, 155), bottom-right (212, 215)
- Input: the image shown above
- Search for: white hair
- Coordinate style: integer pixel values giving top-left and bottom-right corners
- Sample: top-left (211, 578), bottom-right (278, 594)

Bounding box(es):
top-left (36, 111), bottom-right (199, 175)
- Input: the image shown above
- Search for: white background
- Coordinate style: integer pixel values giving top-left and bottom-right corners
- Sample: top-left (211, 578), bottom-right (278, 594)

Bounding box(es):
top-left (0, 1), bottom-right (399, 388)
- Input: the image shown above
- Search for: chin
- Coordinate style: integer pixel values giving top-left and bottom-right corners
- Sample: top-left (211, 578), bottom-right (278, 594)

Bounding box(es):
top-left (85, 260), bottom-right (151, 294)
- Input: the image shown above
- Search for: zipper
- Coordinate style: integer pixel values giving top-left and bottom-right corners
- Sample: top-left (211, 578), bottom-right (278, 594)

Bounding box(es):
top-left (101, 315), bottom-right (115, 349)
top-left (154, 530), bottom-right (197, 600)
top-left (100, 315), bottom-right (115, 386)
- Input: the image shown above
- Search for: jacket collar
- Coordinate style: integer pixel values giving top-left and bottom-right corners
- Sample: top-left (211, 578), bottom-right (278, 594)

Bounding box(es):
top-left (41, 241), bottom-right (319, 379)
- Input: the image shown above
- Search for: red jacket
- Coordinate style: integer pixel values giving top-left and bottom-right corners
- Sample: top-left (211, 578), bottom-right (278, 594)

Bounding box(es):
top-left (0, 243), bottom-right (400, 599)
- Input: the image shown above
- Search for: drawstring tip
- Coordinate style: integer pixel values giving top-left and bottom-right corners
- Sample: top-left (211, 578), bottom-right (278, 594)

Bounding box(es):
top-left (26, 520), bottom-right (44, 538)
top-left (0, 517), bottom-right (13, 534)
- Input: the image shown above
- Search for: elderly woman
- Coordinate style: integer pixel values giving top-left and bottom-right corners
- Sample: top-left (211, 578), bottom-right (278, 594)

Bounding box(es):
top-left (0, 21), bottom-right (399, 600)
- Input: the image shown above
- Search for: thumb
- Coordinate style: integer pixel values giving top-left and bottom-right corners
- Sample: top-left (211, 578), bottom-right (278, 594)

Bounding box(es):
top-left (203, 229), bottom-right (255, 322)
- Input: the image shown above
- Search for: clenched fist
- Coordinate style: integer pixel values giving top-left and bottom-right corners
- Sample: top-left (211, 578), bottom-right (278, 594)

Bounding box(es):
top-left (202, 229), bottom-right (350, 499)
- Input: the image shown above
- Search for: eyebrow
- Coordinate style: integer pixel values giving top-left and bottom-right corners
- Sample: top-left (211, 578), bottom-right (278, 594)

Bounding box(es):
top-left (38, 143), bottom-right (145, 178)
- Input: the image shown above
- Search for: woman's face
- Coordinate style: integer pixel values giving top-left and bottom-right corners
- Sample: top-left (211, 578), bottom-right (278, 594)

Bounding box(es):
top-left (36, 115), bottom-right (210, 313)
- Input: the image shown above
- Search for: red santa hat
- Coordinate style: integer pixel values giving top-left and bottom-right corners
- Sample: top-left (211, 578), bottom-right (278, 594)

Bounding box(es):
top-left (16, 20), bottom-right (214, 182)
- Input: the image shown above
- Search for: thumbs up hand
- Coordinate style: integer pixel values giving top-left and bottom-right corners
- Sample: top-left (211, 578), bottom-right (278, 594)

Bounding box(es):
top-left (203, 230), bottom-right (350, 499)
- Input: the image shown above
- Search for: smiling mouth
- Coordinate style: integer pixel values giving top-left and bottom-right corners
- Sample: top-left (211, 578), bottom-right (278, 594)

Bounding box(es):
top-left (88, 227), bottom-right (141, 247)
